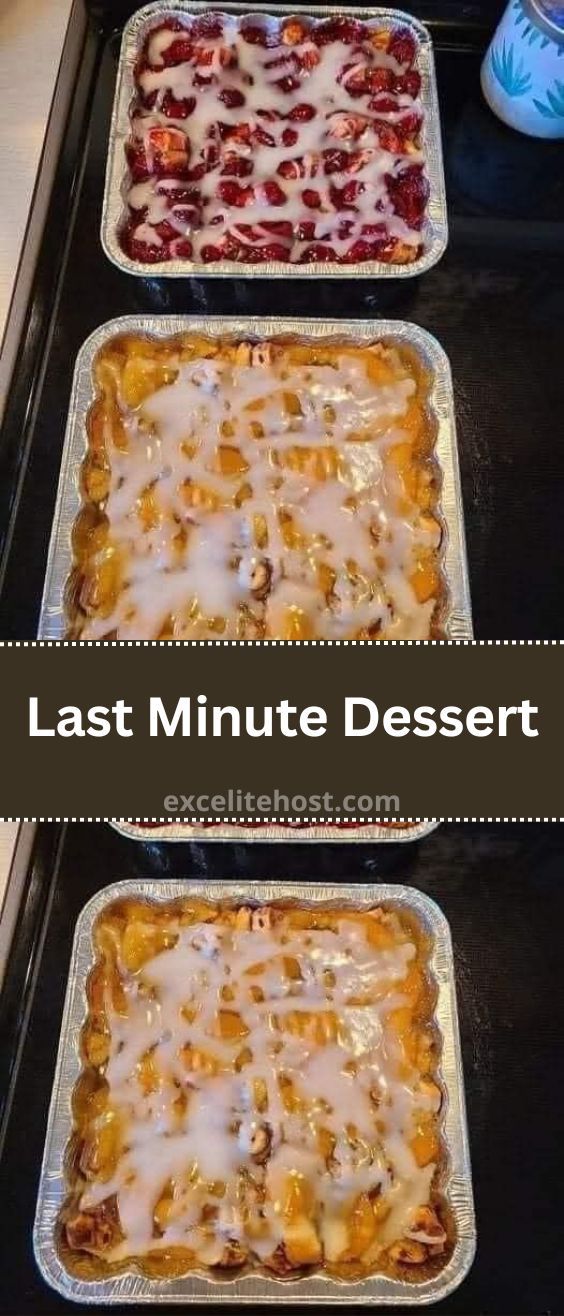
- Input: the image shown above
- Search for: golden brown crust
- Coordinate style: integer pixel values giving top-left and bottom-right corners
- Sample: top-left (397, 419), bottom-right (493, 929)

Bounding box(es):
top-left (66, 333), bottom-right (447, 640)
top-left (58, 897), bottom-right (453, 1284)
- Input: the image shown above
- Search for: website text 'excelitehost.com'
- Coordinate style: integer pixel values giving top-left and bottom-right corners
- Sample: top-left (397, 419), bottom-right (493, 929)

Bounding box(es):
top-left (162, 790), bottom-right (401, 819)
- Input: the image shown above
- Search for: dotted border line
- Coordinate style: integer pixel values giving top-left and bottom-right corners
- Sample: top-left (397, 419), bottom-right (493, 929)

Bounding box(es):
top-left (1, 640), bottom-right (563, 648)
top-left (2, 817), bottom-right (562, 824)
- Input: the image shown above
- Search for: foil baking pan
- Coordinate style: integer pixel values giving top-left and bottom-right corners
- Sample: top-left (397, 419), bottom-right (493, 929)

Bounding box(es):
top-left (33, 878), bottom-right (476, 1303)
top-left (101, 3), bottom-right (448, 279)
top-left (37, 314), bottom-right (473, 641)
top-left (110, 820), bottom-right (440, 842)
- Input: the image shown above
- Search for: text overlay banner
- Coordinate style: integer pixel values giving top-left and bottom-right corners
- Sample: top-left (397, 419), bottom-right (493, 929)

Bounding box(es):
top-left (1, 643), bottom-right (562, 819)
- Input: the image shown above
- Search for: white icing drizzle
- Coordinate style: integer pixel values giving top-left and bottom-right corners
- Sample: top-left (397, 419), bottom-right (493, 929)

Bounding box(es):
top-left (80, 907), bottom-right (441, 1268)
top-left (124, 15), bottom-right (425, 261)
top-left (81, 343), bottom-right (439, 639)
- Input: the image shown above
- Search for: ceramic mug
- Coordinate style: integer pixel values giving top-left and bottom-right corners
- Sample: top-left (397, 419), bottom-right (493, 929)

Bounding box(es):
top-left (481, 0), bottom-right (564, 137)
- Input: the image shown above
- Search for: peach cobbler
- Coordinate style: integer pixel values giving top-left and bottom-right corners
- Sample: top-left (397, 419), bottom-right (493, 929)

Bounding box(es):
top-left (69, 332), bottom-right (444, 639)
top-left (62, 898), bottom-right (449, 1280)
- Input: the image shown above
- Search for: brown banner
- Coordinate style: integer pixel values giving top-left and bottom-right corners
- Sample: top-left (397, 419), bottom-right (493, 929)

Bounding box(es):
top-left (0, 641), bottom-right (562, 819)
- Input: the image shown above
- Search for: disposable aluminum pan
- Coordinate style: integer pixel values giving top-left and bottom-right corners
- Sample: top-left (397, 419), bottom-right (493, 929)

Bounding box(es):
top-left (37, 314), bottom-right (473, 641)
top-left (101, 3), bottom-right (448, 279)
top-left (34, 878), bottom-right (476, 1304)
top-left (110, 820), bottom-right (440, 842)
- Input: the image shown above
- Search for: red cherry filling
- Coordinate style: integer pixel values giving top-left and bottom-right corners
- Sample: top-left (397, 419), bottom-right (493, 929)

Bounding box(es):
top-left (240, 21), bottom-right (275, 47)
top-left (387, 27), bottom-right (417, 67)
top-left (169, 205), bottom-right (200, 229)
top-left (330, 179), bottom-right (364, 208)
top-left (253, 125), bottom-right (277, 148)
top-left (375, 123), bottom-right (402, 153)
top-left (139, 86), bottom-right (158, 111)
top-left (161, 92), bottom-right (196, 119)
top-left (123, 222), bottom-right (167, 263)
top-left (260, 180), bottom-right (287, 206)
top-left (172, 237), bottom-right (193, 258)
top-left (218, 87), bottom-right (246, 108)
top-left (342, 239), bottom-right (377, 262)
top-left (389, 166), bottom-right (429, 226)
top-left (214, 233), bottom-right (243, 259)
top-left (219, 121), bottom-right (251, 144)
top-left (339, 65), bottom-right (369, 98)
top-left (152, 219), bottom-right (181, 243)
top-left (202, 142), bottom-right (220, 170)
top-left (193, 72), bottom-right (214, 89)
top-left (218, 179), bottom-right (253, 207)
top-left (299, 48), bottom-right (321, 70)
top-left (323, 148), bottom-right (350, 175)
top-left (220, 155), bottom-right (254, 178)
top-left (276, 74), bottom-right (302, 94)
top-left (299, 242), bottom-right (336, 261)
top-left (190, 15), bottom-right (224, 41)
top-left (397, 111), bottom-right (423, 141)
top-left (241, 242), bottom-right (290, 263)
top-left (186, 161), bottom-right (206, 182)
top-left (193, 47), bottom-right (215, 68)
top-left (277, 158), bottom-right (304, 180)
top-left (394, 69), bottom-right (421, 98)
top-left (361, 223), bottom-right (387, 237)
top-left (314, 17), bottom-right (367, 46)
top-left (156, 183), bottom-right (200, 206)
top-left (126, 141), bottom-right (149, 182)
top-left (368, 67), bottom-right (394, 94)
top-left (288, 102), bottom-right (316, 122)
top-left (162, 38), bottom-right (194, 67)
top-left (296, 220), bottom-right (316, 241)
top-left (368, 94), bottom-right (399, 113)
top-left (200, 244), bottom-right (223, 262)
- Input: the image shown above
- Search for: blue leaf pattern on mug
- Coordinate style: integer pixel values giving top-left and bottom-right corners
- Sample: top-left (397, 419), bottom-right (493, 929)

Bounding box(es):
top-left (490, 40), bottom-right (533, 95)
top-left (533, 78), bottom-right (564, 116)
